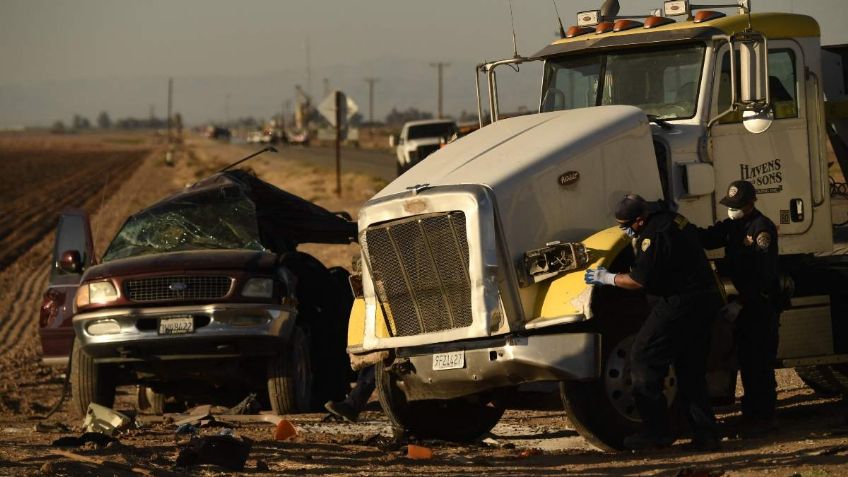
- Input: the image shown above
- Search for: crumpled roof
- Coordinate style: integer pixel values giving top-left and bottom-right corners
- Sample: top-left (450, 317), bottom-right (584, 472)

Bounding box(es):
top-left (135, 170), bottom-right (357, 247)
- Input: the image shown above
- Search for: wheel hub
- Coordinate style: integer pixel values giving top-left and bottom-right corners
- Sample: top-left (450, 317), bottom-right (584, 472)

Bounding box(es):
top-left (603, 335), bottom-right (677, 423)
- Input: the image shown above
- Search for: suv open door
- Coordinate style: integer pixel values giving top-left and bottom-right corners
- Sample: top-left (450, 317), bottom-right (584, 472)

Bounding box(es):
top-left (39, 209), bottom-right (94, 366)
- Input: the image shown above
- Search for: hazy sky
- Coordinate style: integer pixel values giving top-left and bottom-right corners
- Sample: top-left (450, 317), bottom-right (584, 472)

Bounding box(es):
top-left (1, 0), bottom-right (845, 126)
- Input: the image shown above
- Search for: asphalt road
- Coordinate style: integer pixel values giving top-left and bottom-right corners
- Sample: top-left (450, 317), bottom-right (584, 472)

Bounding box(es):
top-left (238, 143), bottom-right (397, 182)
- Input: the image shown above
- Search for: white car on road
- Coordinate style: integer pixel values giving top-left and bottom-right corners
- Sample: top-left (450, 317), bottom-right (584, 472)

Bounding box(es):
top-left (394, 119), bottom-right (458, 175)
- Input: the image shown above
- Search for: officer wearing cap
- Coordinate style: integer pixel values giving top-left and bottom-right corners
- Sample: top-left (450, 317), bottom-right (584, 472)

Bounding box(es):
top-left (698, 180), bottom-right (780, 433)
top-left (585, 195), bottom-right (722, 450)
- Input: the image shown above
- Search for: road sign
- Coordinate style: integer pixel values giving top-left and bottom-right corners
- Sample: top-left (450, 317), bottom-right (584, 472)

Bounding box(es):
top-left (318, 90), bottom-right (359, 128)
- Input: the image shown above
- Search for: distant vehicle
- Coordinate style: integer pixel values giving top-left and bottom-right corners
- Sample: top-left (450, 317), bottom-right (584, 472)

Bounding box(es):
top-left (394, 119), bottom-right (458, 175)
top-left (205, 126), bottom-right (232, 141)
top-left (246, 130), bottom-right (264, 144)
top-left (40, 171), bottom-right (356, 415)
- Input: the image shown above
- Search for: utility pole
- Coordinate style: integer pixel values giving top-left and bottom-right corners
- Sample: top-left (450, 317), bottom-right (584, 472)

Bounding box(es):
top-left (167, 77), bottom-right (173, 143)
top-left (429, 62), bottom-right (451, 118)
top-left (305, 38), bottom-right (312, 98)
top-left (224, 93), bottom-right (230, 125)
top-left (364, 77), bottom-right (379, 125)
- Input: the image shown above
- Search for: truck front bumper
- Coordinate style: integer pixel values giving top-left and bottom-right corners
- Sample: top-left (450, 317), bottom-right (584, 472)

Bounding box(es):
top-left (392, 332), bottom-right (600, 401)
top-left (73, 303), bottom-right (295, 363)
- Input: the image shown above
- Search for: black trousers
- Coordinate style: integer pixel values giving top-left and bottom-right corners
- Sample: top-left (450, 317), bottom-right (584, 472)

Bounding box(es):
top-left (737, 296), bottom-right (779, 420)
top-left (630, 291), bottom-right (721, 440)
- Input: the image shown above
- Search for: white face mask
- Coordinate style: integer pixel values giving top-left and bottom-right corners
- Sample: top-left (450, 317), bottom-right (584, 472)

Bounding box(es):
top-left (728, 208), bottom-right (745, 220)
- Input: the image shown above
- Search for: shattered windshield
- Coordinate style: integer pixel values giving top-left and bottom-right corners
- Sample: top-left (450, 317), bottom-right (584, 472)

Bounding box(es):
top-left (102, 189), bottom-right (265, 262)
top-left (540, 43), bottom-right (705, 120)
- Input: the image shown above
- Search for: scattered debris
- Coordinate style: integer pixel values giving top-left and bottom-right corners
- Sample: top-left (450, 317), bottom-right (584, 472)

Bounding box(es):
top-left (407, 444), bottom-right (433, 460)
top-left (52, 432), bottom-right (118, 449)
top-left (39, 462), bottom-right (56, 476)
top-left (228, 393), bottom-right (262, 415)
top-left (256, 460), bottom-right (270, 471)
top-left (175, 434), bottom-right (253, 471)
top-left (51, 449), bottom-right (160, 477)
top-left (518, 448), bottom-right (543, 458)
top-left (674, 467), bottom-right (724, 477)
top-left (34, 421), bottom-right (70, 433)
top-left (365, 434), bottom-right (403, 452)
top-left (804, 444), bottom-right (848, 457)
top-left (274, 419), bottom-right (298, 441)
top-left (82, 403), bottom-right (131, 436)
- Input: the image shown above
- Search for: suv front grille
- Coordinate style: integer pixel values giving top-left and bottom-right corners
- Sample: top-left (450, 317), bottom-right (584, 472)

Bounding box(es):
top-left (362, 211), bottom-right (472, 337)
top-left (125, 276), bottom-right (233, 302)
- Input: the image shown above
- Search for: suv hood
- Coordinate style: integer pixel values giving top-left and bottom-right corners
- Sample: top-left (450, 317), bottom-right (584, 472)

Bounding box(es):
top-left (83, 250), bottom-right (277, 281)
top-left (405, 138), bottom-right (442, 148)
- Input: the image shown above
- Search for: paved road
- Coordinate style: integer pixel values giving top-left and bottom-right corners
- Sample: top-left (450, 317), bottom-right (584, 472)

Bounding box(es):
top-left (238, 143), bottom-right (397, 182)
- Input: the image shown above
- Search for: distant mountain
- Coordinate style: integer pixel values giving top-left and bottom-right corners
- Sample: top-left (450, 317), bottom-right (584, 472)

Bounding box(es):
top-left (0, 57), bottom-right (540, 127)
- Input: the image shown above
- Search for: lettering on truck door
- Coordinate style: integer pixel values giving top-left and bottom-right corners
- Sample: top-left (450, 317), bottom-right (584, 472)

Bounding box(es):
top-left (710, 41), bottom-right (812, 237)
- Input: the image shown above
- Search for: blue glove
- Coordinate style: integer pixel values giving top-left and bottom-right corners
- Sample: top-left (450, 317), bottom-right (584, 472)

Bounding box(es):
top-left (584, 267), bottom-right (617, 286)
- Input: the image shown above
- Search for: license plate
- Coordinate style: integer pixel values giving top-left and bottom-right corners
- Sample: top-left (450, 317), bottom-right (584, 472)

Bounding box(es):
top-left (158, 316), bottom-right (194, 336)
top-left (432, 351), bottom-right (465, 370)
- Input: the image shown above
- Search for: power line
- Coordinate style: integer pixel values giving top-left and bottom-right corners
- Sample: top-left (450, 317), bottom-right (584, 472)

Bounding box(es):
top-left (429, 62), bottom-right (451, 118)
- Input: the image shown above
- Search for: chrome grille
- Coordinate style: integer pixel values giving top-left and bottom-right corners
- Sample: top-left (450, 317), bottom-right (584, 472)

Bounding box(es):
top-left (362, 211), bottom-right (472, 337)
top-left (125, 276), bottom-right (233, 302)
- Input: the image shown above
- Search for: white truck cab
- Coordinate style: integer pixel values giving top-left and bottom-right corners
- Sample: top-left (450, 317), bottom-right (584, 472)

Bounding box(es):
top-left (348, 0), bottom-right (848, 450)
top-left (394, 119), bottom-right (458, 176)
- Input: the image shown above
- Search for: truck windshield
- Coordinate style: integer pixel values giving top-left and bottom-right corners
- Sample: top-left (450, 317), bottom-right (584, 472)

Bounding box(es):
top-left (407, 123), bottom-right (456, 140)
top-left (540, 43), bottom-right (706, 120)
top-left (102, 191), bottom-right (265, 262)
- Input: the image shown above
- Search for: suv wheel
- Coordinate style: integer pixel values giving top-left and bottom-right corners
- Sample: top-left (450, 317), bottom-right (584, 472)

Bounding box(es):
top-left (267, 326), bottom-right (312, 414)
top-left (70, 337), bottom-right (116, 416)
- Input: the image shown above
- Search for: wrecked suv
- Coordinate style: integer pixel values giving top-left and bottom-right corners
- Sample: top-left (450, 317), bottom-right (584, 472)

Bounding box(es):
top-left (41, 170), bottom-right (357, 415)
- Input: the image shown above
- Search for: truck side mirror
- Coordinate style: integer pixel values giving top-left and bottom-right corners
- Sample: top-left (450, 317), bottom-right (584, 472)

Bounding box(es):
top-left (737, 34), bottom-right (774, 134)
top-left (58, 250), bottom-right (82, 274)
top-left (388, 134), bottom-right (398, 148)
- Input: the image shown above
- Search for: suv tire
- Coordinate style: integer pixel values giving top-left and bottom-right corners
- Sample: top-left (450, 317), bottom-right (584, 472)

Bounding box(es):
top-left (70, 337), bottom-right (116, 416)
top-left (267, 326), bottom-right (312, 414)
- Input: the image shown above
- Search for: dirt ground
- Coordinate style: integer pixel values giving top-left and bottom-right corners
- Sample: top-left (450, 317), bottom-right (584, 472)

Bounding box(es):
top-left (2, 132), bottom-right (848, 476)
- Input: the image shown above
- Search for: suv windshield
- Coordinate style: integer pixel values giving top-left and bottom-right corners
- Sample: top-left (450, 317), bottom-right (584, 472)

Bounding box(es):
top-left (540, 43), bottom-right (706, 120)
top-left (407, 123), bottom-right (456, 140)
top-left (102, 189), bottom-right (265, 262)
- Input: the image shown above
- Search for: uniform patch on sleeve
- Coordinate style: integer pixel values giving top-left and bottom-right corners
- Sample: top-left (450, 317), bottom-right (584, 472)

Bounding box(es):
top-left (756, 231), bottom-right (771, 250)
top-left (641, 238), bottom-right (651, 252)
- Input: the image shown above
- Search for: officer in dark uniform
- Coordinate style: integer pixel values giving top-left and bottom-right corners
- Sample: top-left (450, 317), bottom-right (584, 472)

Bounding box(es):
top-left (586, 194), bottom-right (722, 450)
top-left (698, 180), bottom-right (780, 432)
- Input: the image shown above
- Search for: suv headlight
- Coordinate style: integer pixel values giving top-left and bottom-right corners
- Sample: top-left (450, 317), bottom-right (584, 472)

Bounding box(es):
top-left (75, 280), bottom-right (119, 308)
top-left (242, 278), bottom-right (273, 298)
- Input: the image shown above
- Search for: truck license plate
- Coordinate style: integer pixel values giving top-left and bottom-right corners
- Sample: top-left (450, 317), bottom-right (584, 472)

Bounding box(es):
top-left (158, 316), bottom-right (194, 336)
top-left (432, 351), bottom-right (465, 370)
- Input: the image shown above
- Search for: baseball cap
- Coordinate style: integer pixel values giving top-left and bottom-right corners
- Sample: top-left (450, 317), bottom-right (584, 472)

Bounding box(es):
top-left (719, 180), bottom-right (756, 208)
top-left (615, 194), bottom-right (647, 224)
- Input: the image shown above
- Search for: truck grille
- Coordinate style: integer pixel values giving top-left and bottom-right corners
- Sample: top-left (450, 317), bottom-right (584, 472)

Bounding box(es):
top-left (125, 276), bottom-right (233, 302)
top-left (362, 211), bottom-right (472, 337)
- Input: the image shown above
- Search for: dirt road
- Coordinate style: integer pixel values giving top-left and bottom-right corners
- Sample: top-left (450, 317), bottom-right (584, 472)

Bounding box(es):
top-left (3, 132), bottom-right (848, 476)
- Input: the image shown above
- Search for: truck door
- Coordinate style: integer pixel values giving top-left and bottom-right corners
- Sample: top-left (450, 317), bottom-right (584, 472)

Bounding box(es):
top-left (39, 209), bottom-right (94, 362)
top-left (710, 41), bottom-right (812, 237)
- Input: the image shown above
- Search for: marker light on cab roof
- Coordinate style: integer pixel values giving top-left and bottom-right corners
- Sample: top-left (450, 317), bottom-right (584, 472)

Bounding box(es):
top-left (664, 0), bottom-right (690, 17)
top-left (576, 10), bottom-right (600, 27)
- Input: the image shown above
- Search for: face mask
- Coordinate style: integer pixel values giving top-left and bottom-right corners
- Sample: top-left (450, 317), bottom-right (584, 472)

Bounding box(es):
top-left (728, 208), bottom-right (745, 220)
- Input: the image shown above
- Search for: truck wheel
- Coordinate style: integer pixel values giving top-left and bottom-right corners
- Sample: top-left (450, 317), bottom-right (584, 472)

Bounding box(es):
top-left (135, 385), bottom-right (165, 415)
top-left (795, 365), bottom-right (848, 396)
top-left (376, 361), bottom-right (505, 442)
top-left (560, 334), bottom-right (678, 451)
top-left (70, 337), bottom-right (116, 416)
top-left (267, 326), bottom-right (312, 414)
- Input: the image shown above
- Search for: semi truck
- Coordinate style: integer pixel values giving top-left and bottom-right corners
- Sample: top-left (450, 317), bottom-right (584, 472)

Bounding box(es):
top-left (346, 0), bottom-right (848, 450)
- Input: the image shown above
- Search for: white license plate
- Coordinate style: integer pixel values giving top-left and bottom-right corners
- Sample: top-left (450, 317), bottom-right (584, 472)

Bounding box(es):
top-left (158, 316), bottom-right (194, 336)
top-left (432, 351), bottom-right (465, 370)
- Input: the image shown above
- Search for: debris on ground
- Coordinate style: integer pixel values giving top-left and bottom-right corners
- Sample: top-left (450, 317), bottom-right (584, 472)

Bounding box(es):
top-left (804, 444), bottom-right (848, 456)
top-left (274, 419), bottom-right (298, 440)
top-left (51, 449), bottom-right (164, 477)
top-left (52, 431), bottom-right (118, 448)
top-left (675, 467), bottom-right (725, 477)
top-left (82, 403), bottom-right (131, 436)
top-left (227, 393), bottom-right (262, 415)
top-left (407, 444), bottom-right (433, 460)
top-left (175, 434), bottom-right (253, 471)
top-left (518, 448), bottom-right (543, 458)
top-left (34, 421), bottom-right (70, 433)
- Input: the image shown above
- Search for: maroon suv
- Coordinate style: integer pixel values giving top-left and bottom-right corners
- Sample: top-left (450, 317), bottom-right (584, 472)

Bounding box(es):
top-left (40, 170), bottom-right (356, 415)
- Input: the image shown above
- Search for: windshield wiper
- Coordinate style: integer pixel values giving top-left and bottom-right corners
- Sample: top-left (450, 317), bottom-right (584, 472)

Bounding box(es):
top-left (647, 114), bottom-right (674, 131)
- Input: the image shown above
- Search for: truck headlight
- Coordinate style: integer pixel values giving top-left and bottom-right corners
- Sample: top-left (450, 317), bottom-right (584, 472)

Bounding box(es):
top-left (76, 280), bottom-right (119, 308)
top-left (242, 278), bottom-right (273, 298)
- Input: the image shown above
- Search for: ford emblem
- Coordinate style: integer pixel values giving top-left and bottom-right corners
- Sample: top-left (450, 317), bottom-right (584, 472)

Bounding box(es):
top-left (169, 282), bottom-right (188, 292)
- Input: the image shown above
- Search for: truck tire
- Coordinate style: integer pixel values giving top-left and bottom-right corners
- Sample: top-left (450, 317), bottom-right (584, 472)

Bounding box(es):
top-left (795, 365), bottom-right (848, 396)
top-left (135, 385), bottom-right (165, 415)
top-left (267, 326), bottom-right (312, 414)
top-left (70, 337), bottom-right (116, 416)
top-left (376, 360), bottom-right (505, 442)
